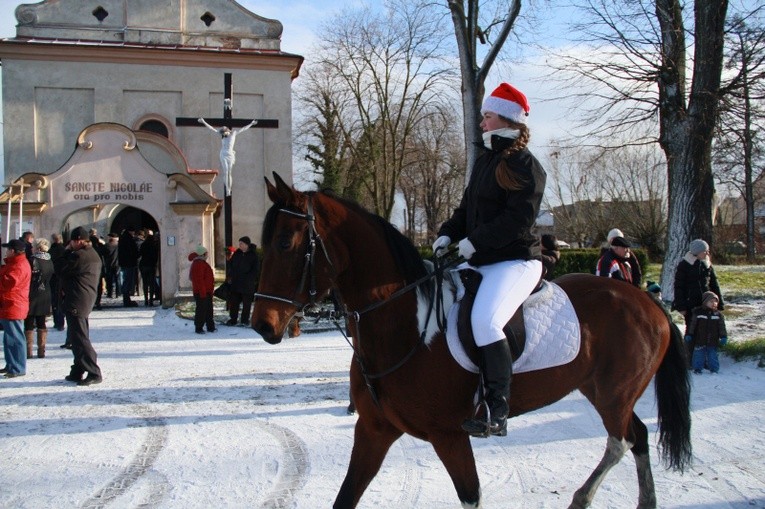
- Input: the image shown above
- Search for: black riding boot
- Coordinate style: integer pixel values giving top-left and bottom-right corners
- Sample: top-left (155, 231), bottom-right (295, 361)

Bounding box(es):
top-left (462, 339), bottom-right (512, 437)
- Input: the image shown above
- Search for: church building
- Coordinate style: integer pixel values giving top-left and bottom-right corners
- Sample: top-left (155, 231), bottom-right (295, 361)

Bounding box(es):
top-left (0, 0), bottom-right (303, 306)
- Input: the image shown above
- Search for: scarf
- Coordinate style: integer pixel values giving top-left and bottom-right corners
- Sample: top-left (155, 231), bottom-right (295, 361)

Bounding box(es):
top-left (482, 127), bottom-right (520, 150)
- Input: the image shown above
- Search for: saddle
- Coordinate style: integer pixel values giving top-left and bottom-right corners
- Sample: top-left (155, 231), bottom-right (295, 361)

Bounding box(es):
top-left (457, 269), bottom-right (542, 365)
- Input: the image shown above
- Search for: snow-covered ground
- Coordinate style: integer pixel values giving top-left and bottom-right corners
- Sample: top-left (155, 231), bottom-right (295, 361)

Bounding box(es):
top-left (1, 299), bottom-right (764, 509)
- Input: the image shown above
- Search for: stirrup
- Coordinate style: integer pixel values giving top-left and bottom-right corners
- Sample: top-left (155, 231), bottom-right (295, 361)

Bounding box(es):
top-left (462, 400), bottom-right (491, 438)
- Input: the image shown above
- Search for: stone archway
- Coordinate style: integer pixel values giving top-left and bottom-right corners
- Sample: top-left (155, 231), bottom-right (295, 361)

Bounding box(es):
top-left (0, 123), bottom-right (219, 307)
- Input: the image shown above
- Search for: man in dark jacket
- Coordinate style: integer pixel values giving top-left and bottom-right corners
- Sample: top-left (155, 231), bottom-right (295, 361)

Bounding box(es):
top-left (54, 226), bottom-right (103, 386)
top-left (225, 236), bottom-right (260, 326)
top-left (117, 226), bottom-right (139, 307)
top-left (49, 233), bottom-right (67, 332)
top-left (138, 230), bottom-right (160, 306)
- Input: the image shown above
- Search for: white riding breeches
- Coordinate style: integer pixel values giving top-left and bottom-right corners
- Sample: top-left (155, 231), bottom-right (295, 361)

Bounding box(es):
top-left (463, 258), bottom-right (543, 347)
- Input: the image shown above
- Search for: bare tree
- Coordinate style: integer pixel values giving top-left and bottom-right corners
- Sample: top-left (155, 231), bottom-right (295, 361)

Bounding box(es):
top-left (546, 0), bottom-right (734, 301)
top-left (310, 0), bottom-right (457, 219)
top-left (544, 144), bottom-right (612, 247)
top-left (399, 106), bottom-right (466, 243)
top-left (714, 13), bottom-right (765, 261)
top-left (448, 0), bottom-right (522, 181)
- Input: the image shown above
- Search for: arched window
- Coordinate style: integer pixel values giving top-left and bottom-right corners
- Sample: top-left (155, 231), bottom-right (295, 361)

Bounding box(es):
top-left (139, 119), bottom-right (169, 138)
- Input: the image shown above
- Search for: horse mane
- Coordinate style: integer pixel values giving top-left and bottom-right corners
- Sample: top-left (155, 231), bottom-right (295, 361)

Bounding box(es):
top-left (321, 191), bottom-right (430, 291)
top-left (261, 190), bottom-right (430, 294)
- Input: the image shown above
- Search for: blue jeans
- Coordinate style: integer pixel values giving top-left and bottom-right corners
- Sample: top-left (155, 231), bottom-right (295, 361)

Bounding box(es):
top-left (1, 319), bottom-right (26, 375)
top-left (692, 346), bottom-right (720, 373)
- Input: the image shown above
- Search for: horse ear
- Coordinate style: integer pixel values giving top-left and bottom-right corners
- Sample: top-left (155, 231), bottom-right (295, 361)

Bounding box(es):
top-left (265, 177), bottom-right (281, 204)
top-left (264, 172), bottom-right (297, 205)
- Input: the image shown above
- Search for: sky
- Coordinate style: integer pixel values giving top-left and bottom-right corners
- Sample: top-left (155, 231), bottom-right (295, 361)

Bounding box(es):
top-left (1, 288), bottom-right (764, 508)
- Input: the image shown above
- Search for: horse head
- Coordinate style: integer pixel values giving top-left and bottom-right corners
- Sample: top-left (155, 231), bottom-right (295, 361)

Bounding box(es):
top-left (252, 173), bottom-right (346, 343)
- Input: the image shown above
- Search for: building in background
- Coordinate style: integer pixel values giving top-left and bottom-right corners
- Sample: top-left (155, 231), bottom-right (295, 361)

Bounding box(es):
top-left (0, 0), bottom-right (302, 305)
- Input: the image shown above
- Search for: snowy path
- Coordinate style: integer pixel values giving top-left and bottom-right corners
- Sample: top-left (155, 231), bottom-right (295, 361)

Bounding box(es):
top-left (1, 305), bottom-right (764, 508)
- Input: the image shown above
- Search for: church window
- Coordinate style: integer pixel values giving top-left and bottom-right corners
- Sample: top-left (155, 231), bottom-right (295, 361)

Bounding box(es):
top-left (139, 120), bottom-right (169, 138)
top-left (201, 12), bottom-right (216, 27)
top-left (92, 6), bottom-right (109, 22)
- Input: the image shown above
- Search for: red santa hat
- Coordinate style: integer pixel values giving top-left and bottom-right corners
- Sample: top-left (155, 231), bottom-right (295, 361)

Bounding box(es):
top-left (481, 83), bottom-right (530, 124)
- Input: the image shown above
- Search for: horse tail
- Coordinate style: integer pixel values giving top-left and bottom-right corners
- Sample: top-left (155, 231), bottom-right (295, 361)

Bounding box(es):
top-left (653, 298), bottom-right (692, 472)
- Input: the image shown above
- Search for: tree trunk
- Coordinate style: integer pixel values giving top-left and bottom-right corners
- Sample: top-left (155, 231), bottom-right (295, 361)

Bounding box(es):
top-left (658, 0), bottom-right (728, 302)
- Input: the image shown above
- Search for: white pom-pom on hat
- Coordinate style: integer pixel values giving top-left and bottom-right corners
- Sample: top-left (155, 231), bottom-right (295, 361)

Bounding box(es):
top-left (481, 83), bottom-right (530, 124)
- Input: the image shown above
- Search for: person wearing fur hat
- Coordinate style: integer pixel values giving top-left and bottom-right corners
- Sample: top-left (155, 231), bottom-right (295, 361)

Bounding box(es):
top-left (24, 238), bottom-right (54, 359)
top-left (432, 83), bottom-right (546, 438)
top-left (595, 236), bottom-right (641, 287)
top-left (225, 236), bottom-right (260, 327)
top-left (189, 245), bottom-right (216, 334)
top-left (684, 291), bottom-right (728, 374)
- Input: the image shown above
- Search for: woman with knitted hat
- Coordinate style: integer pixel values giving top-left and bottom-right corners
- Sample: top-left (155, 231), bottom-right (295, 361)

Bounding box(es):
top-left (432, 83), bottom-right (546, 437)
top-left (672, 238), bottom-right (724, 341)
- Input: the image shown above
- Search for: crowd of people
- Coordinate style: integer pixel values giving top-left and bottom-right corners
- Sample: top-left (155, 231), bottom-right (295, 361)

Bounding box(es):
top-left (0, 225), bottom-right (163, 383)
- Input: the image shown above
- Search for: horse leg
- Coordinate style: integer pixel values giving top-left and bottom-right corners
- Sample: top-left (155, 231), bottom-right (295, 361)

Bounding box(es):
top-left (568, 435), bottom-right (631, 509)
top-left (629, 413), bottom-right (657, 509)
top-left (333, 415), bottom-right (402, 509)
top-left (431, 432), bottom-right (482, 508)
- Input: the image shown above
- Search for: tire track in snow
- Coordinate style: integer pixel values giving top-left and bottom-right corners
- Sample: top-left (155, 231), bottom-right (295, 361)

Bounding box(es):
top-left (255, 421), bottom-right (311, 509)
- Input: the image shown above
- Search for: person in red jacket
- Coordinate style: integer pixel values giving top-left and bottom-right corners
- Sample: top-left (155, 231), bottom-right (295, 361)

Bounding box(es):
top-left (0, 239), bottom-right (32, 378)
top-left (189, 245), bottom-right (216, 334)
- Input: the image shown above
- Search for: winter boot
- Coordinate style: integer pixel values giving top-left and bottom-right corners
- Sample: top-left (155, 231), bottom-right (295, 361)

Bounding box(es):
top-left (37, 329), bottom-right (47, 358)
top-left (25, 330), bottom-right (34, 359)
top-left (462, 339), bottom-right (513, 438)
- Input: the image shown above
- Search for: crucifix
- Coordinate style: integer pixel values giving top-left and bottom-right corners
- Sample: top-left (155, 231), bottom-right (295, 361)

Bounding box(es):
top-left (176, 73), bottom-right (278, 250)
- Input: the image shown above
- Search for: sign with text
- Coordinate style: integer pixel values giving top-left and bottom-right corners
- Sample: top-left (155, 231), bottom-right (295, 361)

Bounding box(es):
top-left (63, 180), bottom-right (156, 203)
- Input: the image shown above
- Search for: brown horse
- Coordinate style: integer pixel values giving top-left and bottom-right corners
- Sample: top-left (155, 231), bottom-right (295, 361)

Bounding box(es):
top-left (253, 174), bottom-right (691, 509)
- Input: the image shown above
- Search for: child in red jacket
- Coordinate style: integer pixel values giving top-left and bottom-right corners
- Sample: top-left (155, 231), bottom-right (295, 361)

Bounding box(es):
top-left (189, 245), bottom-right (215, 334)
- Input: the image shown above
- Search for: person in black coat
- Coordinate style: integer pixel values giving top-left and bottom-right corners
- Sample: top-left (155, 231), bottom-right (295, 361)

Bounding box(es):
top-left (225, 236), bottom-right (260, 326)
top-left (138, 230), bottom-right (160, 306)
top-left (117, 226), bottom-right (139, 307)
top-left (48, 233), bottom-right (67, 332)
top-left (54, 226), bottom-right (103, 386)
top-left (432, 83), bottom-right (546, 438)
top-left (672, 238), bottom-right (724, 327)
top-left (103, 233), bottom-right (121, 298)
top-left (24, 239), bottom-right (54, 358)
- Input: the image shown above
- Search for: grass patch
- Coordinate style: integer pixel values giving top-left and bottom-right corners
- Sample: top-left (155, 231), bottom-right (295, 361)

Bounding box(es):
top-left (722, 337), bottom-right (765, 366)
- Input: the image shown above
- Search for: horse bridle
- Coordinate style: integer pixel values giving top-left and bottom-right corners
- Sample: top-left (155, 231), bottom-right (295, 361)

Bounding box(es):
top-left (253, 196), bottom-right (334, 317)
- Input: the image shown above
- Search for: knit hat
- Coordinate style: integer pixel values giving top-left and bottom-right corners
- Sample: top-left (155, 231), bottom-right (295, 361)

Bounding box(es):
top-left (610, 236), bottom-right (630, 248)
top-left (689, 239), bottom-right (709, 256)
top-left (195, 244), bottom-right (208, 256)
top-left (239, 236), bottom-right (251, 245)
top-left (702, 291), bottom-right (719, 306)
top-left (70, 226), bottom-right (89, 241)
top-left (607, 228), bottom-right (624, 243)
top-left (481, 83), bottom-right (530, 124)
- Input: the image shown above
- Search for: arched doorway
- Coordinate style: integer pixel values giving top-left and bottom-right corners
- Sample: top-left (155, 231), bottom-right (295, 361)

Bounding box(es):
top-left (111, 206), bottom-right (159, 236)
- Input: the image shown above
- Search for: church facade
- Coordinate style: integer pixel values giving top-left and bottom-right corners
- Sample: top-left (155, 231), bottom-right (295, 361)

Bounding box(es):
top-left (0, 0), bottom-right (303, 305)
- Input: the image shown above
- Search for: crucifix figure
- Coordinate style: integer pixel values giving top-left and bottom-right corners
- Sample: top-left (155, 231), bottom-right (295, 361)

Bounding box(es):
top-left (175, 73), bottom-right (278, 249)
top-left (197, 117), bottom-right (257, 195)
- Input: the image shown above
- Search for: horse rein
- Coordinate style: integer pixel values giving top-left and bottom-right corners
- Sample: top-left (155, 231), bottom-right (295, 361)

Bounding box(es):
top-left (253, 194), bottom-right (462, 406)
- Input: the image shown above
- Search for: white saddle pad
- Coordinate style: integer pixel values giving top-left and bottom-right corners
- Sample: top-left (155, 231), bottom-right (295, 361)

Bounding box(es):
top-left (445, 281), bottom-right (581, 374)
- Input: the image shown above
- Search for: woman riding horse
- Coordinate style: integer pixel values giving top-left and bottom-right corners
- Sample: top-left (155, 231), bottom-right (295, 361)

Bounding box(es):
top-left (433, 83), bottom-right (546, 437)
